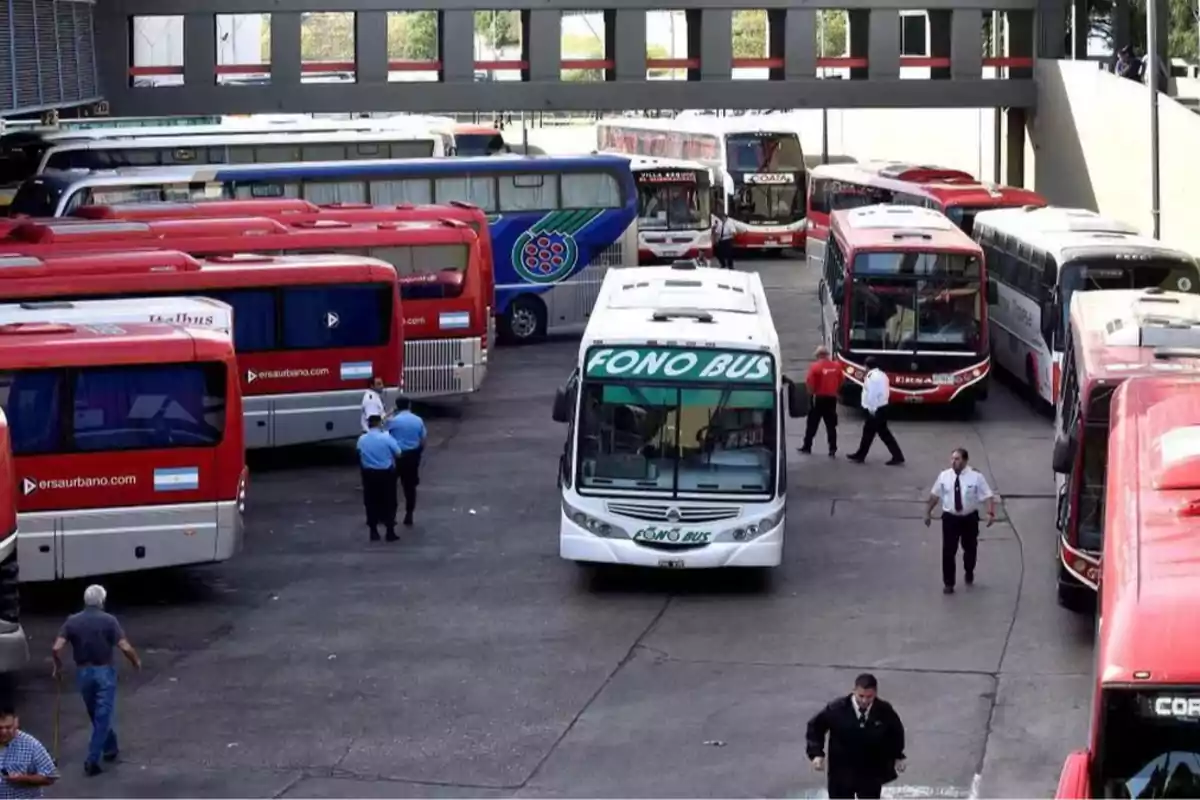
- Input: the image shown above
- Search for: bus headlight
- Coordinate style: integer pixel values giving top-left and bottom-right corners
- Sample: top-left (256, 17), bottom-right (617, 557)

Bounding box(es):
top-left (562, 500), bottom-right (625, 538)
top-left (732, 508), bottom-right (785, 542)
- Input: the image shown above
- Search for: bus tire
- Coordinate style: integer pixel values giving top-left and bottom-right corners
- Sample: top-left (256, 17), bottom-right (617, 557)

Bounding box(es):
top-left (956, 396), bottom-right (977, 419)
top-left (1057, 564), bottom-right (1093, 614)
top-left (501, 295), bottom-right (547, 344)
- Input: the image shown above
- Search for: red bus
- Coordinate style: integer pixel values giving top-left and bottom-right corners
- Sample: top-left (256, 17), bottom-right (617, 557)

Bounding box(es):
top-left (804, 161), bottom-right (1045, 274)
top-left (72, 200), bottom-right (498, 371)
top-left (0, 318), bottom-right (246, 582)
top-left (1, 216), bottom-right (487, 398)
top-left (1056, 373), bottom-right (1200, 799)
top-left (818, 205), bottom-right (993, 410)
top-left (0, 250), bottom-right (404, 449)
top-left (0, 409), bottom-right (26, 669)
top-left (1050, 288), bottom-right (1200, 611)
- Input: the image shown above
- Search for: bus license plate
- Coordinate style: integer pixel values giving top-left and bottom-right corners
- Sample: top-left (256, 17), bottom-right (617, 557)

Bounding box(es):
top-left (904, 395), bottom-right (924, 403)
top-left (933, 374), bottom-right (955, 386)
top-left (765, 239), bottom-right (779, 246)
top-left (659, 559), bottom-right (685, 569)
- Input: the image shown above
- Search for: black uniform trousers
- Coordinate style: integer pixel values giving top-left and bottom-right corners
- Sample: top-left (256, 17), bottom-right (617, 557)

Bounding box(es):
top-left (715, 238), bottom-right (735, 269)
top-left (802, 395), bottom-right (839, 453)
top-left (853, 407), bottom-right (903, 461)
top-left (942, 510), bottom-right (980, 588)
top-left (397, 447), bottom-right (422, 519)
top-left (827, 774), bottom-right (883, 799)
top-left (361, 466), bottom-right (398, 532)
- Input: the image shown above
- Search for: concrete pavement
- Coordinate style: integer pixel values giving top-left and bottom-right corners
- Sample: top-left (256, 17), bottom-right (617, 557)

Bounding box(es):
top-left (9, 257), bottom-right (1091, 798)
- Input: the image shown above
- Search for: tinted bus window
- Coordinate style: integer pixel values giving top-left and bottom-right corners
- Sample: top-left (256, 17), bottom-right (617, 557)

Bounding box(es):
top-left (0, 364), bottom-right (226, 454)
top-left (367, 245), bottom-right (469, 300)
top-left (281, 284), bottom-right (392, 349)
top-left (209, 289), bottom-right (277, 353)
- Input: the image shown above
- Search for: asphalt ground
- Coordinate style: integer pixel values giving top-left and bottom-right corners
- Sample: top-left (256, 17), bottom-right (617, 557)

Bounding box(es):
top-left (8, 255), bottom-right (1092, 798)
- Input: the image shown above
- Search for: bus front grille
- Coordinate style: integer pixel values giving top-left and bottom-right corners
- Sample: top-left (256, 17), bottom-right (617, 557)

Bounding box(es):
top-left (403, 337), bottom-right (480, 398)
top-left (606, 502), bottom-right (740, 523)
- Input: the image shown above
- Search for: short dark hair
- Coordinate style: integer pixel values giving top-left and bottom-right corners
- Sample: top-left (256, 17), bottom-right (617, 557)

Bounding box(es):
top-left (854, 673), bottom-right (878, 691)
top-left (0, 707), bottom-right (17, 719)
top-left (953, 447), bottom-right (969, 461)
top-left (367, 414), bottom-right (383, 428)
top-left (394, 396), bottom-right (411, 412)
top-left (864, 356), bottom-right (878, 369)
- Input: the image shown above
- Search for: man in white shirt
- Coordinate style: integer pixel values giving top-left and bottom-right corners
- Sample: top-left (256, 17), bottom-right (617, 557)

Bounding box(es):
top-left (711, 209), bottom-right (737, 269)
top-left (847, 357), bottom-right (904, 466)
top-left (360, 376), bottom-right (386, 433)
top-left (924, 447), bottom-right (996, 594)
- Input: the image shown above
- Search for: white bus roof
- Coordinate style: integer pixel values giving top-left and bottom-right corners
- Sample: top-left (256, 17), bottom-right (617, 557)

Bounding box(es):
top-left (1072, 289), bottom-right (1200, 349)
top-left (0, 296), bottom-right (233, 335)
top-left (622, 155), bottom-right (713, 176)
top-left (841, 205), bottom-right (959, 232)
top-left (25, 116), bottom-right (435, 144)
top-left (974, 206), bottom-right (1194, 265)
top-left (596, 115), bottom-right (798, 138)
top-left (43, 129), bottom-right (438, 154)
top-left (580, 264), bottom-right (779, 353)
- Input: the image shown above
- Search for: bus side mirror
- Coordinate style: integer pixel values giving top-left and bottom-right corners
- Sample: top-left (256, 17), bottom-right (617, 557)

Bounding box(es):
top-left (552, 387), bottom-right (571, 423)
top-left (987, 281), bottom-right (998, 305)
top-left (1056, 750), bottom-right (1091, 800)
top-left (1052, 435), bottom-right (1077, 474)
top-left (1041, 301), bottom-right (1059, 346)
top-left (786, 379), bottom-right (810, 418)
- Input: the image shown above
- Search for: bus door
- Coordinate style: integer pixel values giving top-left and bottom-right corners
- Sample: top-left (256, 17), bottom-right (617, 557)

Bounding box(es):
top-left (818, 235), bottom-right (847, 353)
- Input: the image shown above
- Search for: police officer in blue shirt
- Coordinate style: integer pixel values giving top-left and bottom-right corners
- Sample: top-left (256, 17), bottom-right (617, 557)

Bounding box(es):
top-left (356, 414), bottom-right (402, 541)
top-left (386, 397), bottom-right (427, 527)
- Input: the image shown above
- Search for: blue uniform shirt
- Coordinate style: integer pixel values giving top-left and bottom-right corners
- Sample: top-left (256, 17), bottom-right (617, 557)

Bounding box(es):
top-left (357, 428), bottom-right (402, 470)
top-left (386, 410), bottom-right (426, 452)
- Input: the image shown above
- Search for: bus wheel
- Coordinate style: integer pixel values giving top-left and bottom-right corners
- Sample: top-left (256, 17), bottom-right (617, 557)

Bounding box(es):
top-left (956, 397), bottom-right (977, 419)
top-left (502, 295), bottom-right (547, 344)
top-left (1057, 565), bottom-right (1093, 614)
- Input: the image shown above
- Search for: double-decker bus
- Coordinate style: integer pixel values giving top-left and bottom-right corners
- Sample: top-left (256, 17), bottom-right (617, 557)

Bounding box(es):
top-left (596, 116), bottom-right (805, 253)
top-left (0, 410), bottom-right (27, 670)
top-left (1051, 288), bottom-right (1200, 611)
top-left (1, 216), bottom-right (486, 399)
top-left (818, 205), bottom-right (993, 410)
top-left (8, 154), bottom-right (639, 343)
top-left (551, 261), bottom-right (807, 569)
top-left (1055, 373), bottom-right (1200, 799)
top-left (804, 161), bottom-right (1045, 275)
top-left (0, 313), bottom-right (245, 582)
top-left (0, 117), bottom-right (442, 207)
top-left (625, 156), bottom-right (713, 265)
top-left (974, 206), bottom-right (1200, 406)
top-left (0, 250), bottom-right (404, 449)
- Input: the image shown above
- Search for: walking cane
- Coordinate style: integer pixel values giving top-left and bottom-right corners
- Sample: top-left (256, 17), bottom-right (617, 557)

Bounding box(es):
top-left (52, 672), bottom-right (61, 765)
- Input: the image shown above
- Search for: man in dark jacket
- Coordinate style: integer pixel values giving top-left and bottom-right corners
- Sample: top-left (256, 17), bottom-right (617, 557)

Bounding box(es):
top-left (806, 673), bottom-right (907, 799)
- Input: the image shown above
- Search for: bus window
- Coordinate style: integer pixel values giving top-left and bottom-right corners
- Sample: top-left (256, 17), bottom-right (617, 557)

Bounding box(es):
top-left (370, 245), bottom-right (469, 300)
top-left (562, 172), bottom-right (621, 209)
top-left (370, 179), bottom-right (432, 205)
top-left (0, 370), bottom-right (63, 455)
top-left (434, 177), bottom-right (496, 212)
top-left (207, 289), bottom-right (277, 353)
top-left (301, 181), bottom-right (367, 205)
top-left (499, 174), bottom-right (559, 212)
top-left (390, 142), bottom-right (434, 159)
top-left (1076, 423), bottom-right (1108, 552)
top-left (281, 284), bottom-right (392, 350)
top-left (71, 363), bottom-right (227, 451)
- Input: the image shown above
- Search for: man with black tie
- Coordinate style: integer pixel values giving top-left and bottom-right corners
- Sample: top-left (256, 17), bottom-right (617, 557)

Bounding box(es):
top-left (924, 447), bottom-right (996, 594)
top-left (806, 673), bottom-right (907, 799)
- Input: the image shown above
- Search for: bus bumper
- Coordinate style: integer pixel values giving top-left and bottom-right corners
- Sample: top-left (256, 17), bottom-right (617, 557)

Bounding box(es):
top-left (840, 358), bottom-right (990, 405)
top-left (734, 226), bottom-right (804, 250)
top-left (560, 515), bottom-right (784, 568)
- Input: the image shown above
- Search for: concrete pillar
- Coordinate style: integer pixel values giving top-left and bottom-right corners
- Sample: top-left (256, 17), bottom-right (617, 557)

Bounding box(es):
top-left (1111, 0), bottom-right (1130, 53)
top-left (868, 10), bottom-right (900, 80)
top-left (604, 10), bottom-right (645, 82)
top-left (769, 9), bottom-right (815, 80)
top-left (929, 10), bottom-right (951, 79)
top-left (1038, 0), bottom-right (1068, 59)
top-left (182, 13), bottom-right (214, 88)
top-left (1006, 9), bottom-right (1033, 79)
top-left (438, 11), bottom-right (475, 83)
top-left (848, 10), bottom-right (869, 80)
top-left (950, 9), bottom-right (983, 79)
top-left (1151, 0), bottom-right (1168, 74)
top-left (1006, 108), bottom-right (1026, 187)
top-left (92, 0), bottom-right (129, 102)
top-left (521, 10), bottom-right (560, 82)
top-left (1072, 0), bottom-right (1088, 57)
top-left (356, 11), bottom-right (388, 85)
top-left (269, 12), bottom-right (302, 91)
top-left (685, 9), bottom-right (731, 81)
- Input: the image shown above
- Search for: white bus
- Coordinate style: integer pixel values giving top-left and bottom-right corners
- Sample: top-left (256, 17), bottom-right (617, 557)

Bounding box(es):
top-left (974, 206), bottom-right (1200, 406)
top-left (1, 296), bottom-right (233, 333)
top-left (596, 116), bottom-right (806, 253)
top-left (0, 117), bottom-right (444, 206)
top-left (550, 261), bottom-right (807, 569)
top-left (626, 156), bottom-right (714, 264)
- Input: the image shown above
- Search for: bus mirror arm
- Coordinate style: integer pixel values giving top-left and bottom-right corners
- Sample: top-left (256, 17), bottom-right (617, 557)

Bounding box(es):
top-left (552, 387), bottom-right (571, 424)
top-left (1052, 435), bottom-right (1077, 475)
top-left (1055, 750), bottom-right (1091, 800)
top-left (986, 281), bottom-right (998, 305)
top-left (1040, 301), bottom-right (1059, 346)
top-left (785, 378), bottom-right (810, 418)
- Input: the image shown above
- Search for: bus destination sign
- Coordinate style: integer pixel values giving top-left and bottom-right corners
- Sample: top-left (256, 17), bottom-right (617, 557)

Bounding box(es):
top-left (639, 171), bottom-right (697, 184)
top-left (586, 347), bottom-right (774, 384)
top-left (1140, 694), bottom-right (1200, 719)
top-left (744, 173), bottom-right (796, 185)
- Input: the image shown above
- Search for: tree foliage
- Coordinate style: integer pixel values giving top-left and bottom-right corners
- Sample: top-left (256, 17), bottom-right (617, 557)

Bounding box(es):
top-left (817, 10), bottom-right (848, 57)
top-left (1088, 0), bottom-right (1198, 60)
top-left (299, 12), bottom-right (355, 61)
top-left (560, 34), bottom-right (670, 81)
top-left (295, 10), bottom-right (523, 63)
top-left (474, 10), bottom-right (522, 53)
top-left (732, 10), bottom-right (767, 58)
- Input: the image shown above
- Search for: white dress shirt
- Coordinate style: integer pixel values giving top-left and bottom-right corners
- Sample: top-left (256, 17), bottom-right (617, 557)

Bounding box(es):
top-left (713, 216), bottom-right (736, 242)
top-left (861, 368), bottom-right (890, 414)
top-left (360, 389), bottom-right (384, 432)
top-left (930, 466), bottom-right (995, 516)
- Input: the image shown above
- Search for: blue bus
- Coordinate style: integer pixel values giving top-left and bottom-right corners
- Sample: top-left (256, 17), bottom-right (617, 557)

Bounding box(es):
top-left (7, 155), bottom-right (639, 343)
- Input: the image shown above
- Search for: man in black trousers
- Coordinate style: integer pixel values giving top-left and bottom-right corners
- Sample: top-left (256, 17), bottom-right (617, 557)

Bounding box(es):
top-left (806, 673), bottom-right (907, 799)
top-left (924, 447), bottom-right (996, 594)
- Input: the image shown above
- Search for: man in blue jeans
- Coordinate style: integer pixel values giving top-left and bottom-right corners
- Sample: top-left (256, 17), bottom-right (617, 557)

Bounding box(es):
top-left (51, 585), bottom-right (141, 777)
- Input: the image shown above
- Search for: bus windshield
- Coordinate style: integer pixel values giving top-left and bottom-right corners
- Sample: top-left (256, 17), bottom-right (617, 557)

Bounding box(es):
top-left (454, 133), bottom-right (507, 157)
top-left (848, 252), bottom-right (983, 353)
top-left (724, 134), bottom-right (804, 173)
top-left (1060, 258), bottom-right (1200, 337)
top-left (0, 143), bottom-right (45, 189)
top-left (1097, 689), bottom-right (1200, 799)
top-left (576, 381), bottom-right (777, 496)
top-left (637, 180), bottom-right (709, 230)
top-left (733, 182), bottom-right (802, 225)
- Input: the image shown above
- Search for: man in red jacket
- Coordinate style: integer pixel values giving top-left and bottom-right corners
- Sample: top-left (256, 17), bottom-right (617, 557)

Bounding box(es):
top-left (799, 345), bottom-right (845, 457)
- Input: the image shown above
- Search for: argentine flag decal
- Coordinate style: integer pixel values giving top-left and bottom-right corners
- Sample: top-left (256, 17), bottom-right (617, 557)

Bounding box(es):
top-left (154, 467), bottom-right (200, 492)
top-left (340, 362), bottom-right (373, 381)
top-left (439, 311), bottom-right (470, 330)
